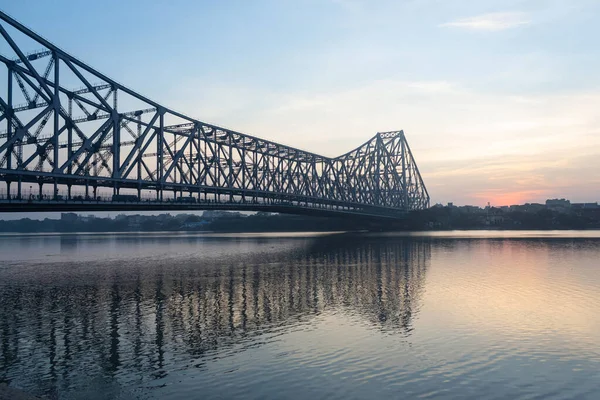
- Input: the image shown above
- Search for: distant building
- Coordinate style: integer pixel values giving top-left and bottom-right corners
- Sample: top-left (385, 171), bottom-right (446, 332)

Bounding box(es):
top-left (79, 215), bottom-right (96, 222)
top-left (546, 199), bottom-right (571, 212)
top-left (202, 210), bottom-right (242, 220)
top-left (486, 214), bottom-right (505, 225)
top-left (156, 213), bottom-right (172, 221)
top-left (61, 213), bottom-right (78, 222)
top-left (460, 205), bottom-right (482, 213)
top-left (511, 203), bottom-right (545, 213)
top-left (572, 202), bottom-right (598, 210)
top-left (125, 215), bottom-right (144, 229)
top-left (483, 207), bottom-right (505, 225)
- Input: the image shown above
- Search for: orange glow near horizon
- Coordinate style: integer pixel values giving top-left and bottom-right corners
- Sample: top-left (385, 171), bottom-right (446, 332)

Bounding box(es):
top-left (469, 190), bottom-right (548, 207)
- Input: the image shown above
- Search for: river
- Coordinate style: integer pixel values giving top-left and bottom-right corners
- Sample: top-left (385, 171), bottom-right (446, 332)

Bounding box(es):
top-left (0, 231), bottom-right (599, 399)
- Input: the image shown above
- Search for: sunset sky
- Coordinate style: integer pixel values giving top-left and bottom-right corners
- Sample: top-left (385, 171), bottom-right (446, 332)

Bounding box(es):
top-left (3, 0), bottom-right (599, 206)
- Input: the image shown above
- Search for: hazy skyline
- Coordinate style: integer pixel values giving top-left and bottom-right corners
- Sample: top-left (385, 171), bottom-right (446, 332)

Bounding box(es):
top-left (2, 0), bottom-right (599, 206)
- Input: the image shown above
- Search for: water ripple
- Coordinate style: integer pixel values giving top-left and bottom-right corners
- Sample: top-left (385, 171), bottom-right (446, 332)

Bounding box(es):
top-left (0, 233), bottom-right (599, 399)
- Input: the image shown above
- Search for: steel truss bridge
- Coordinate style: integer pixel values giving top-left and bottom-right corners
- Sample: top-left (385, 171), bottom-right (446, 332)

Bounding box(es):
top-left (0, 11), bottom-right (429, 220)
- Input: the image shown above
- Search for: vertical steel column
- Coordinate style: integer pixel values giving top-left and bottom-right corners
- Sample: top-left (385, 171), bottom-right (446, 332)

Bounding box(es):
top-left (136, 114), bottom-right (141, 188)
top-left (67, 95), bottom-right (73, 199)
top-left (67, 98), bottom-right (72, 158)
top-left (158, 111), bottom-right (164, 201)
top-left (274, 146), bottom-right (279, 198)
top-left (112, 89), bottom-right (119, 194)
top-left (252, 147), bottom-right (257, 203)
top-left (311, 160), bottom-right (316, 206)
top-left (375, 135), bottom-right (381, 206)
top-left (203, 133), bottom-right (207, 201)
top-left (228, 133), bottom-right (233, 201)
top-left (196, 127), bottom-right (201, 199)
top-left (53, 52), bottom-right (60, 198)
top-left (401, 134), bottom-right (408, 211)
top-left (6, 66), bottom-right (13, 197)
top-left (93, 153), bottom-right (98, 177)
top-left (199, 126), bottom-right (202, 201)
top-left (173, 130), bottom-right (177, 198)
top-left (215, 134), bottom-right (220, 202)
top-left (241, 146), bottom-right (246, 202)
top-left (189, 128), bottom-right (193, 198)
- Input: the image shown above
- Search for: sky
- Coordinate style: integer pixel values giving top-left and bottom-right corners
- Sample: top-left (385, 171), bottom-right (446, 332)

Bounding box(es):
top-left (2, 0), bottom-right (600, 207)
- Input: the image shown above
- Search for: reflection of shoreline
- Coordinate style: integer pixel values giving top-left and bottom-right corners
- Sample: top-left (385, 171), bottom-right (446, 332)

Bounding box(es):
top-left (0, 235), bottom-right (430, 396)
top-left (2, 228), bottom-right (599, 240)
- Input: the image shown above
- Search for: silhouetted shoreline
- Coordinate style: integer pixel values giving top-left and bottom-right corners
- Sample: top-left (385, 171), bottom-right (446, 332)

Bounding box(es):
top-left (1, 204), bottom-right (599, 233)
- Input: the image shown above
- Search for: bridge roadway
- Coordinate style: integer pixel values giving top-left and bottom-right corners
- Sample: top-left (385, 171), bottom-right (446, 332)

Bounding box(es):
top-left (0, 194), bottom-right (409, 221)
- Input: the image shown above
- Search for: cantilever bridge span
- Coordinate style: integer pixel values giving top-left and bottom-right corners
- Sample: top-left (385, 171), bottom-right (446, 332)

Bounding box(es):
top-left (0, 12), bottom-right (429, 220)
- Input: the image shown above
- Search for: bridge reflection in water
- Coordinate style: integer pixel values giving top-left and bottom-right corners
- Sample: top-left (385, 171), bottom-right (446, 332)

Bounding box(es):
top-left (0, 234), bottom-right (430, 396)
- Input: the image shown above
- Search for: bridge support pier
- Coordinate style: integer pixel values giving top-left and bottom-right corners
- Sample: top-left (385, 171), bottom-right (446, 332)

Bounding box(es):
top-left (6, 181), bottom-right (10, 200)
top-left (38, 182), bottom-right (43, 199)
top-left (67, 185), bottom-right (72, 200)
top-left (17, 177), bottom-right (21, 200)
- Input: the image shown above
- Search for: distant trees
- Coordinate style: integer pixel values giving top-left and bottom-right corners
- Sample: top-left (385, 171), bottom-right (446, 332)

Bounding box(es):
top-left (408, 206), bottom-right (600, 230)
top-left (0, 207), bottom-right (598, 233)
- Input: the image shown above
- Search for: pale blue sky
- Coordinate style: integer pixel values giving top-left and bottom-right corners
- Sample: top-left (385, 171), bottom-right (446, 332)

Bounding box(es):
top-left (2, 0), bottom-right (600, 206)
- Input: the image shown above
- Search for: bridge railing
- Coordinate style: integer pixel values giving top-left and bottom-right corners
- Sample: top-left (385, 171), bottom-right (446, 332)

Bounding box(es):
top-left (0, 190), bottom-right (414, 220)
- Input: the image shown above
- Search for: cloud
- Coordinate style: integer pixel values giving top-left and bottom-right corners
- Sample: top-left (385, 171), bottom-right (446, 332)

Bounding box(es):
top-left (440, 12), bottom-right (531, 32)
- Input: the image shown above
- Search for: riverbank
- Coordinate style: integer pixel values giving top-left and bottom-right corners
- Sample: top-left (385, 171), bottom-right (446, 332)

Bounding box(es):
top-left (1, 205), bottom-right (599, 233)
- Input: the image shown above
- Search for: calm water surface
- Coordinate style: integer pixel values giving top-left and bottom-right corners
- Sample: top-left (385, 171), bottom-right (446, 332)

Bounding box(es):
top-left (0, 231), bottom-right (599, 399)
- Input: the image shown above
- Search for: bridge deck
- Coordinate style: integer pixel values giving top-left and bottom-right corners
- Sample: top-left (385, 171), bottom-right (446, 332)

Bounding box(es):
top-left (0, 197), bottom-right (408, 221)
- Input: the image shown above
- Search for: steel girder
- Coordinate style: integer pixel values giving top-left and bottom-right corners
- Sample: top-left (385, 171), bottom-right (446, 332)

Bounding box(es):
top-left (0, 11), bottom-right (429, 215)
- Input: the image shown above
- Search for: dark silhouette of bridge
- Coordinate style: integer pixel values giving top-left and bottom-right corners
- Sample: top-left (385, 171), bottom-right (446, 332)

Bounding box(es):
top-left (0, 11), bottom-right (429, 220)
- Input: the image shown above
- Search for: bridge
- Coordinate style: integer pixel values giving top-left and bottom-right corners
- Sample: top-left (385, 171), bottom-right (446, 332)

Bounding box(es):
top-left (0, 11), bottom-right (429, 220)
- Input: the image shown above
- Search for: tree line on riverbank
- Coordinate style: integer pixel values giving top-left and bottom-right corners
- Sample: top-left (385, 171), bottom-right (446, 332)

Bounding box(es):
top-left (1, 205), bottom-right (599, 233)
